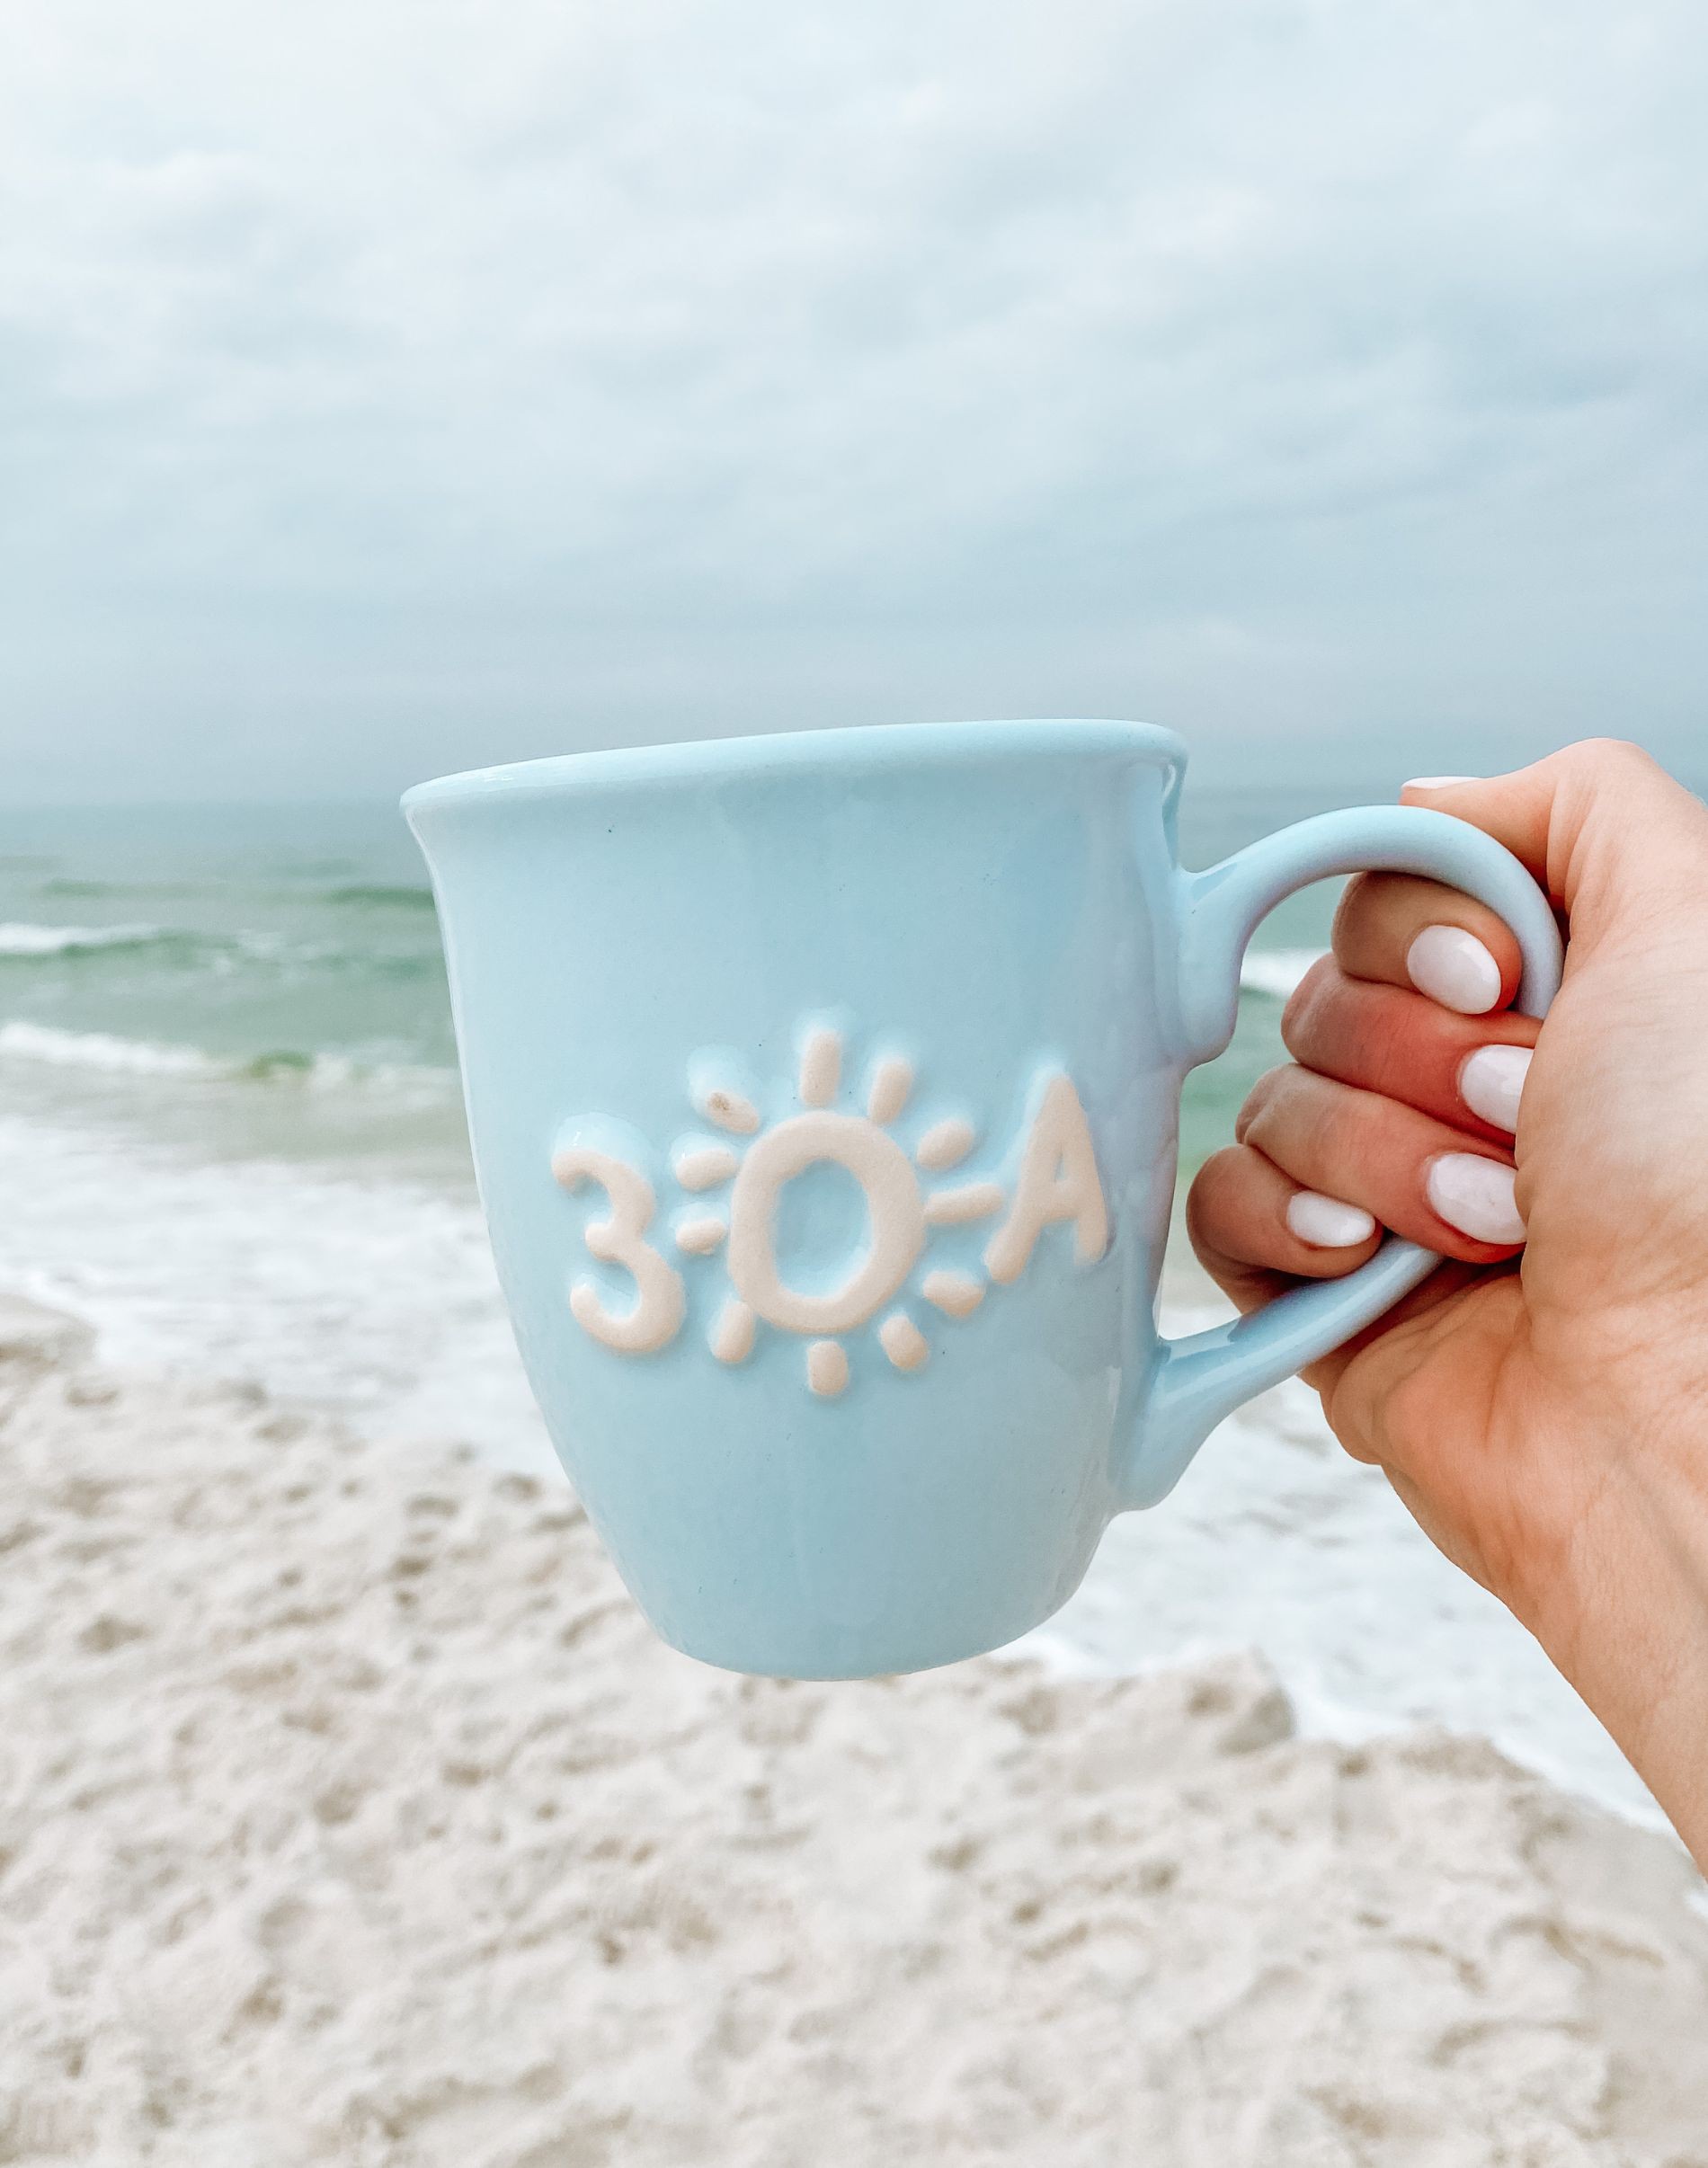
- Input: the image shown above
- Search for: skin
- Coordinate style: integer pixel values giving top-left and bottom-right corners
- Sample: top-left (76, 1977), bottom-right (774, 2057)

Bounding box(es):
top-left (1185, 740), bottom-right (1708, 1869)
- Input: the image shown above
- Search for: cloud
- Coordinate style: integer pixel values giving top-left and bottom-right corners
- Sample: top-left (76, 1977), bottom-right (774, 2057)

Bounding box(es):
top-left (2, 0), bottom-right (1705, 796)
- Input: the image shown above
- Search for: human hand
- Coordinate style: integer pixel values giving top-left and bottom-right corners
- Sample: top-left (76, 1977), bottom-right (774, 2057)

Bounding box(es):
top-left (1186, 741), bottom-right (1708, 1867)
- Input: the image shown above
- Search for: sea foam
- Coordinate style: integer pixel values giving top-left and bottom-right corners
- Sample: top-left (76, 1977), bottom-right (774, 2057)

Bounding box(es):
top-left (0, 1021), bottom-right (218, 1075)
top-left (0, 920), bottom-right (168, 957)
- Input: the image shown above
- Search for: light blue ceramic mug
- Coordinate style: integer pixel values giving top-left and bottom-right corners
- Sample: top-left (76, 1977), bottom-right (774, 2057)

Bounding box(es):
top-left (405, 720), bottom-right (1561, 1679)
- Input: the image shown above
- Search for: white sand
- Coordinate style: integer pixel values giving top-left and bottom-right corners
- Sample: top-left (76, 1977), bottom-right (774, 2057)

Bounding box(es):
top-left (4, 1293), bottom-right (1707, 2168)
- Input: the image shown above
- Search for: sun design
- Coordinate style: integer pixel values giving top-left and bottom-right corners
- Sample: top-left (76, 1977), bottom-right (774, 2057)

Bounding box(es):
top-left (666, 1026), bottom-right (996, 1399)
top-left (551, 1017), bottom-right (1110, 1401)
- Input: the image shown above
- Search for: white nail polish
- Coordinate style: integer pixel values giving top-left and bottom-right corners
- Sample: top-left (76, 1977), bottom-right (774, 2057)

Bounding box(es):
top-left (1426, 1154), bottom-right (1526, 1244)
top-left (1458, 1044), bottom-right (1532, 1132)
top-left (1403, 776), bottom-right (1479, 790)
top-left (1407, 925), bottom-right (1503, 1015)
top-left (1285, 1190), bottom-right (1377, 1248)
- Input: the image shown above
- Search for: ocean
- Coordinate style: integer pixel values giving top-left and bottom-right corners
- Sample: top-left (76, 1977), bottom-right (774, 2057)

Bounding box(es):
top-left (0, 778), bottom-right (1659, 1826)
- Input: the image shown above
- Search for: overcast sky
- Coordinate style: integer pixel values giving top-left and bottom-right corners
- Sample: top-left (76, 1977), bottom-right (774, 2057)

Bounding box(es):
top-left (3, 0), bottom-right (1704, 801)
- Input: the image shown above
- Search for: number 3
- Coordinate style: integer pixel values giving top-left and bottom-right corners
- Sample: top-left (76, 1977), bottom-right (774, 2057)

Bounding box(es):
top-left (552, 1147), bottom-right (685, 1354)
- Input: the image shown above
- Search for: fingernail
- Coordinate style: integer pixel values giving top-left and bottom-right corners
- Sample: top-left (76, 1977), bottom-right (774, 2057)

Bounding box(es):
top-left (1285, 1190), bottom-right (1377, 1248)
top-left (1404, 776), bottom-right (1480, 790)
top-left (1407, 925), bottom-right (1503, 1015)
top-left (1458, 1044), bottom-right (1532, 1132)
top-left (1426, 1154), bottom-right (1526, 1244)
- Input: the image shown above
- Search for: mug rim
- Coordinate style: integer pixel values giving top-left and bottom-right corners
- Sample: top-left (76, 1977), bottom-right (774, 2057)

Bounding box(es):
top-left (402, 716), bottom-right (1187, 823)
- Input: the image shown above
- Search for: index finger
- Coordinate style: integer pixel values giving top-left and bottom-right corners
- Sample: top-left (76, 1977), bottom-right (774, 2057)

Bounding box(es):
top-left (1331, 871), bottom-right (1526, 1015)
top-left (1336, 739), bottom-right (1707, 1004)
top-left (1400, 742), bottom-right (1708, 953)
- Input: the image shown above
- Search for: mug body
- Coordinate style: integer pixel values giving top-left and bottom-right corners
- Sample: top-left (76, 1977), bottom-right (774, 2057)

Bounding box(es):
top-left (406, 719), bottom-right (1188, 1676)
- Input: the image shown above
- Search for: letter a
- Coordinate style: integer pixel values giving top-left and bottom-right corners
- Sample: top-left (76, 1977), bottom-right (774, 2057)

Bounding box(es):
top-left (983, 1073), bottom-right (1109, 1284)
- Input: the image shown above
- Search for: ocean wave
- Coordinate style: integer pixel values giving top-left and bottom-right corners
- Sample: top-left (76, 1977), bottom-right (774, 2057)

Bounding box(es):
top-left (0, 920), bottom-right (440, 980)
top-left (0, 1020), bottom-right (455, 1095)
top-left (37, 875), bottom-right (436, 911)
top-left (322, 884), bottom-right (436, 911)
top-left (0, 1021), bottom-right (219, 1075)
top-left (0, 920), bottom-right (172, 957)
top-left (39, 878), bottom-right (209, 902)
top-left (1239, 948), bottom-right (1327, 1000)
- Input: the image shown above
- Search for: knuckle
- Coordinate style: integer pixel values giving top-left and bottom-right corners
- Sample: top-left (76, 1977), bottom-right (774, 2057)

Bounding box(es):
top-left (1233, 1065), bottom-right (1289, 1144)
top-left (1185, 1146), bottom-right (1244, 1238)
top-left (1330, 870), bottom-right (1386, 942)
top-left (1555, 735), bottom-right (1657, 784)
top-left (1294, 1076), bottom-right (1344, 1163)
top-left (1186, 1152), bottom-right (1277, 1275)
top-left (1279, 957), bottom-right (1336, 1052)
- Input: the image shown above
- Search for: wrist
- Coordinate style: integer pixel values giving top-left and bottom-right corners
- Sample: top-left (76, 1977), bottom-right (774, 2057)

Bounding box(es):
top-left (1525, 1432), bottom-right (1708, 1868)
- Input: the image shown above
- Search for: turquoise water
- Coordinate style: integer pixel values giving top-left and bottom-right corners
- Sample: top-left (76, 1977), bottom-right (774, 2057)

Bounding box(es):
top-left (0, 785), bottom-right (1348, 1187)
top-left (0, 803), bottom-right (460, 1175)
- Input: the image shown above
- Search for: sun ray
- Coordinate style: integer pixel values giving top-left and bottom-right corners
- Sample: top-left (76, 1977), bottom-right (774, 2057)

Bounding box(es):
top-left (879, 1312), bottom-right (929, 1372)
top-left (924, 1181), bottom-right (1005, 1226)
top-left (921, 1268), bottom-right (984, 1319)
top-left (711, 1297), bottom-right (756, 1364)
top-left (798, 1027), bottom-right (842, 1108)
top-left (698, 1085), bottom-right (761, 1135)
top-left (674, 1214), bottom-right (727, 1255)
top-left (867, 1057), bottom-right (913, 1125)
top-left (674, 1142), bottom-right (740, 1190)
top-left (807, 1340), bottom-right (850, 1397)
top-left (915, 1116), bottom-right (974, 1170)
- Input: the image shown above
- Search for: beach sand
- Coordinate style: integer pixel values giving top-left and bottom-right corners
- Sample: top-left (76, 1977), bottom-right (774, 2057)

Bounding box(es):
top-left (4, 1291), bottom-right (1707, 2167)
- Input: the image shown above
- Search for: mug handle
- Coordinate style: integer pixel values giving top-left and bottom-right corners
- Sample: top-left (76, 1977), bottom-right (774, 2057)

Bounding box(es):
top-left (1126, 804), bottom-right (1563, 1510)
